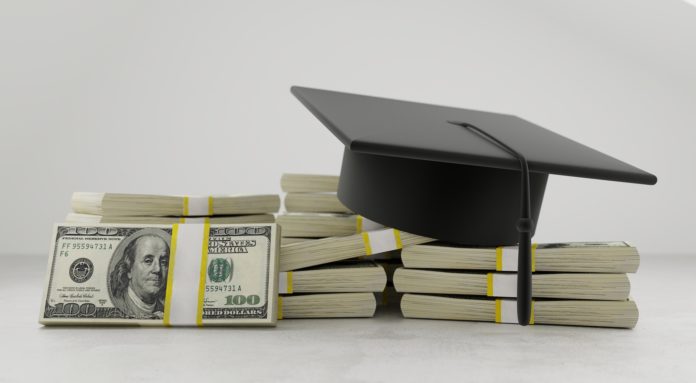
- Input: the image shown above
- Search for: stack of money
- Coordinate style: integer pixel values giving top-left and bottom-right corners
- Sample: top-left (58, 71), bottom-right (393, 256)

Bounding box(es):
top-left (280, 174), bottom-right (366, 244)
top-left (67, 192), bottom-right (280, 224)
top-left (395, 242), bottom-right (641, 328)
top-left (277, 174), bottom-right (432, 318)
top-left (41, 222), bottom-right (281, 326)
top-left (43, 191), bottom-right (284, 326)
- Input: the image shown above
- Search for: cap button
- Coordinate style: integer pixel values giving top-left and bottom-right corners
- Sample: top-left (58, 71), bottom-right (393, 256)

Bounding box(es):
top-left (516, 218), bottom-right (535, 233)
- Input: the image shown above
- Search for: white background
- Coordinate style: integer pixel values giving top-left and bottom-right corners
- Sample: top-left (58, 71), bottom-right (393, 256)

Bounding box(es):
top-left (1, 0), bottom-right (695, 256)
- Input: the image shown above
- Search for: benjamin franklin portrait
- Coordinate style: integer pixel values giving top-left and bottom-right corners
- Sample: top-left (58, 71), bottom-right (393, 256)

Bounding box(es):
top-left (108, 228), bottom-right (171, 319)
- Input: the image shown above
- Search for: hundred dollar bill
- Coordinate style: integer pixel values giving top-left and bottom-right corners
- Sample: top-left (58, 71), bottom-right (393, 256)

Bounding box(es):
top-left (40, 223), bottom-right (280, 326)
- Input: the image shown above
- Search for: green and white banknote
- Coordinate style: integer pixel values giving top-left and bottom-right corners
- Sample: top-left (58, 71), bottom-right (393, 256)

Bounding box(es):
top-left (40, 223), bottom-right (280, 326)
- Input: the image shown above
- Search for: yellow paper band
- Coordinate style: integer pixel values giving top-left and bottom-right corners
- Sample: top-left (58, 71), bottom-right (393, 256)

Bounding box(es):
top-left (362, 232), bottom-right (372, 256)
top-left (495, 247), bottom-right (503, 271)
top-left (495, 299), bottom-right (502, 323)
top-left (487, 273), bottom-right (494, 296)
top-left (163, 224), bottom-right (180, 326)
top-left (286, 271), bottom-right (293, 294)
top-left (182, 196), bottom-right (189, 216)
top-left (208, 196), bottom-right (214, 216)
top-left (277, 296), bottom-right (283, 320)
top-left (179, 217), bottom-right (185, 223)
top-left (495, 299), bottom-right (535, 324)
top-left (196, 223), bottom-right (210, 326)
top-left (356, 215), bottom-right (363, 233)
top-left (531, 243), bottom-right (537, 272)
top-left (530, 301), bottom-right (535, 325)
top-left (393, 229), bottom-right (403, 249)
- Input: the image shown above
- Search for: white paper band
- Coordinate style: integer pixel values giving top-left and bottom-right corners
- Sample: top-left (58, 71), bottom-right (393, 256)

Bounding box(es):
top-left (364, 229), bottom-right (402, 255)
top-left (168, 224), bottom-right (205, 326)
top-left (499, 300), bottom-right (519, 324)
top-left (490, 273), bottom-right (517, 297)
top-left (500, 247), bottom-right (518, 271)
top-left (357, 216), bottom-right (384, 232)
top-left (187, 196), bottom-right (211, 216)
top-left (182, 217), bottom-right (208, 223)
top-left (278, 272), bottom-right (292, 294)
top-left (498, 245), bottom-right (537, 272)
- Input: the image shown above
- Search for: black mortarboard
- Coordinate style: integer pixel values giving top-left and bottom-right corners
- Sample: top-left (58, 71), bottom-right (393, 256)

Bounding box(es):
top-left (291, 86), bottom-right (657, 325)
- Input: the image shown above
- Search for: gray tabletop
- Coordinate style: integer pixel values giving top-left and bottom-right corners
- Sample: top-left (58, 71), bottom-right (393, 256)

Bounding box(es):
top-left (2, 254), bottom-right (694, 382)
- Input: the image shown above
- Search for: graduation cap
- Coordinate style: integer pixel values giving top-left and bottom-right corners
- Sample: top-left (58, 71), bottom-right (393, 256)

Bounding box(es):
top-left (291, 86), bottom-right (657, 325)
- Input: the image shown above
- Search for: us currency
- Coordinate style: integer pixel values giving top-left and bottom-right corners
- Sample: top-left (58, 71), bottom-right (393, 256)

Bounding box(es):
top-left (40, 223), bottom-right (280, 326)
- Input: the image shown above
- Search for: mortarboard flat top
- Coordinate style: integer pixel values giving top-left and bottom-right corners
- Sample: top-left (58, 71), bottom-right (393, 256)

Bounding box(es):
top-left (291, 86), bottom-right (657, 246)
top-left (292, 86), bottom-right (656, 184)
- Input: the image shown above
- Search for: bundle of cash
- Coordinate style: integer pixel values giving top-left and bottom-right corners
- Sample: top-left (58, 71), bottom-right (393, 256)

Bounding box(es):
top-left (394, 269), bottom-right (630, 300)
top-left (401, 295), bottom-right (638, 328)
top-left (280, 173), bottom-right (340, 193)
top-left (40, 223), bottom-right (280, 326)
top-left (281, 174), bottom-right (348, 214)
top-left (70, 192), bottom-right (280, 221)
top-left (279, 261), bottom-right (387, 294)
top-left (277, 214), bottom-right (382, 239)
top-left (401, 242), bottom-right (640, 273)
top-left (278, 293), bottom-right (376, 319)
top-left (396, 242), bottom-right (641, 328)
top-left (284, 193), bottom-right (351, 214)
top-left (66, 213), bottom-right (276, 225)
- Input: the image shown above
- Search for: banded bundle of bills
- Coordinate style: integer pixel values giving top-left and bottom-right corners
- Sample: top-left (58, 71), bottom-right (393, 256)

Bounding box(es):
top-left (282, 174), bottom-right (349, 214)
top-left (279, 261), bottom-right (387, 294)
top-left (284, 193), bottom-right (351, 214)
top-left (401, 242), bottom-right (639, 273)
top-left (394, 269), bottom-right (630, 300)
top-left (69, 192), bottom-right (280, 223)
top-left (396, 242), bottom-right (640, 328)
top-left (277, 214), bottom-right (385, 239)
top-left (280, 173), bottom-right (340, 193)
top-left (278, 293), bottom-right (376, 319)
top-left (277, 173), bottom-right (432, 318)
top-left (401, 295), bottom-right (638, 328)
top-left (40, 223), bottom-right (280, 326)
top-left (66, 213), bottom-right (276, 225)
